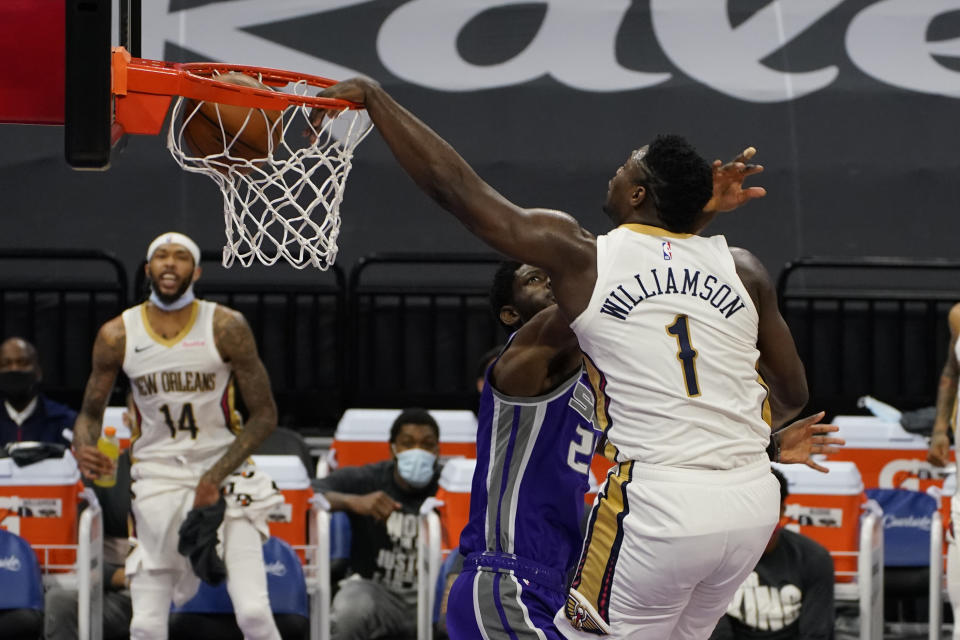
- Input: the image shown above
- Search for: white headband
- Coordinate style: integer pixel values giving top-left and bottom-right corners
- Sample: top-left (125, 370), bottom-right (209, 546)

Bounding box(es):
top-left (146, 232), bottom-right (201, 266)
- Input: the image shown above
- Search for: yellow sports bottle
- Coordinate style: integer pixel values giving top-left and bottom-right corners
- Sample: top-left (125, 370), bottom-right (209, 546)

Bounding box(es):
top-left (94, 426), bottom-right (119, 488)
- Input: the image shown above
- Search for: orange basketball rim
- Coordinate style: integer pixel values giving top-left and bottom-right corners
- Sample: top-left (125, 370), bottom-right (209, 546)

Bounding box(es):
top-left (110, 47), bottom-right (359, 142)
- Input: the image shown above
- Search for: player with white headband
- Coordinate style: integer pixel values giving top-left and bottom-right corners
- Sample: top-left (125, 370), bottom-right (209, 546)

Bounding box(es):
top-left (73, 232), bottom-right (284, 639)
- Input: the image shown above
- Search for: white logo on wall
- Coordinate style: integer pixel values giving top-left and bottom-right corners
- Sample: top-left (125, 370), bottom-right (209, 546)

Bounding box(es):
top-left (144, 0), bottom-right (960, 102)
top-left (878, 458), bottom-right (951, 490)
top-left (0, 555), bottom-right (22, 572)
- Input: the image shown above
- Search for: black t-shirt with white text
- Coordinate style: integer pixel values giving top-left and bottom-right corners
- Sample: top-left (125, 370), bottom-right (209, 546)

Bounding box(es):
top-left (710, 529), bottom-right (835, 640)
top-left (314, 460), bottom-right (439, 595)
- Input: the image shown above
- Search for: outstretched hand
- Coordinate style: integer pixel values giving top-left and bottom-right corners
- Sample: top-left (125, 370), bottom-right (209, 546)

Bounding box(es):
top-left (776, 411), bottom-right (845, 473)
top-left (704, 147), bottom-right (767, 213)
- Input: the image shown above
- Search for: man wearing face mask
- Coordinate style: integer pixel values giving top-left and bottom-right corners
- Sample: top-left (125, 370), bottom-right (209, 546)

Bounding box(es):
top-left (0, 337), bottom-right (76, 447)
top-left (313, 408), bottom-right (441, 640)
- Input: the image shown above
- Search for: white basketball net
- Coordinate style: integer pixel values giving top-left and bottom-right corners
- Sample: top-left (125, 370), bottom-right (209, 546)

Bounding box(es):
top-left (167, 77), bottom-right (372, 270)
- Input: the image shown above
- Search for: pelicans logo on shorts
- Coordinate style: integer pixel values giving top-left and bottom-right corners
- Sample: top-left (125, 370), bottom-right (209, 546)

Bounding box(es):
top-left (565, 595), bottom-right (608, 635)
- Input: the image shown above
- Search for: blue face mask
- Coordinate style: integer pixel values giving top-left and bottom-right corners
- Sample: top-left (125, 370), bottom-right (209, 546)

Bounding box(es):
top-left (394, 448), bottom-right (437, 488)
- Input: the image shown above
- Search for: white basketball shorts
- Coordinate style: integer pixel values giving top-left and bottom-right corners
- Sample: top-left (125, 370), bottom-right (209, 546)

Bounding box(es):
top-left (556, 458), bottom-right (780, 640)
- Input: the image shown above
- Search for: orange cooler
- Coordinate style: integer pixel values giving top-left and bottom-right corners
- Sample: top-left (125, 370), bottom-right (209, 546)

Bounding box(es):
top-left (827, 415), bottom-right (948, 492)
top-left (250, 455), bottom-right (312, 554)
top-left (0, 452), bottom-right (84, 569)
top-left (330, 409), bottom-right (478, 468)
top-left (435, 457), bottom-right (476, 553)
top-left (773, 461), bottom-right (866, 582)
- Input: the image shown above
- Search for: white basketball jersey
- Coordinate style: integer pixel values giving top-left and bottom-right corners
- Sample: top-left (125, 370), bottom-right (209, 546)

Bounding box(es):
top-left (122, 300), bottom-right (239, 466)
top-left (570, 224), bottom-right (771, 470)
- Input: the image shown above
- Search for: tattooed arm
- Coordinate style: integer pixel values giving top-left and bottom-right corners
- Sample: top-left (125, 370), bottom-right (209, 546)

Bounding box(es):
top-left (195, 306), bottom-right (278, 507)
top-left (73, 317), bottom-right (125, 480)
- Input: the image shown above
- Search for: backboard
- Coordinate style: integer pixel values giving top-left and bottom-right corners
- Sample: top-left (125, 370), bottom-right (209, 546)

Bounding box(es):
top-left (0, 1), bottom-right (140, 170)
top-left (65, 0), bottom-right (140, 169)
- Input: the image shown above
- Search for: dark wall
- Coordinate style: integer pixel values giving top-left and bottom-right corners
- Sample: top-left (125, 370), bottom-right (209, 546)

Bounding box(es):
top-left (4, 1), bottom-right (960, 277)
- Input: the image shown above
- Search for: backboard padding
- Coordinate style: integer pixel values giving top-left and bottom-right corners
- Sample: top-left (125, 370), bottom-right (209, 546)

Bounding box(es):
top-left (0, 1), bottom-right (65, 125)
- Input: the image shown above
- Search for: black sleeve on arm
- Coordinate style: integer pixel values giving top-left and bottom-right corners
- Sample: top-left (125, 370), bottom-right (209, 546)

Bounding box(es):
top-left (798, 542), bottom-right (836, 640)
top-left (312, 464), bottom-right (376, 494)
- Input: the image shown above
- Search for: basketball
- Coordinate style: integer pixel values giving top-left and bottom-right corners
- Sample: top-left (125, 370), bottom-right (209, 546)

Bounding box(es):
top-left (181, 71), bottom-right (283, 171)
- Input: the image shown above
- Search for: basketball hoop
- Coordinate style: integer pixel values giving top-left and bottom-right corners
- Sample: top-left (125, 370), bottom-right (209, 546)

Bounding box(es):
top-left (111, 48), bottom-right (372, 270)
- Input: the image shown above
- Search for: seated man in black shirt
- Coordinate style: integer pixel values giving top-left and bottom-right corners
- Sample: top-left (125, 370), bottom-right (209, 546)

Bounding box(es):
top-left (0, 337), bottom-right (76, 447)
top-left (314, 408), bottom-right (442, 640)
top-left (710, 468), bottom-right (836, 640)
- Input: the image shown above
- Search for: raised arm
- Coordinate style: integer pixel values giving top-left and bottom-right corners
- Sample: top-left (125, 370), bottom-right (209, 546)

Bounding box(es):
top-left (732, 248), bottom-right (808, 426)
top-left (73, 317), bottom-right (125, 480)
top-left (196, 306), bottom-right (278, 507)
top-left (492, 304), bottom-right (581, 397)
top-left (316, 78), bottom-right (597, 316)
top-left (928, 303), bottom-right (960, 467)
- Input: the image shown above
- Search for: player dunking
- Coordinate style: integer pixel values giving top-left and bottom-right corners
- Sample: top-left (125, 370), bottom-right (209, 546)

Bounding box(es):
top-left (315, 79), bottom-right (812, 639)
top-left (73, 233), bottom-right (282, 640)
top-left (450, 256), bottom-right (840, 639)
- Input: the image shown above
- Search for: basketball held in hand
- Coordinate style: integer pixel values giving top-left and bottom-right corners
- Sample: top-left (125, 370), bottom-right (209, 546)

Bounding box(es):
top-left (181, 72), bottom-right (283, 173)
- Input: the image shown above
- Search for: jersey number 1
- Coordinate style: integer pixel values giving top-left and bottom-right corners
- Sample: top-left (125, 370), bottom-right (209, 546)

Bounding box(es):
top-left (160, 403), bottom-right (198, 439)
top-left (666, 315), bottom-right (701, 397)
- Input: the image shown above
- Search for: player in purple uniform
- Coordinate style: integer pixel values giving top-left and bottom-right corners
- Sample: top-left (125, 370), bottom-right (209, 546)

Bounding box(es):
top-left (445, 256), bottom-right (842, 639)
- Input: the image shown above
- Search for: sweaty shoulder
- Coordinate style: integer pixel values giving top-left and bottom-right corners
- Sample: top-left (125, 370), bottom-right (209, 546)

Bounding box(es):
top-left (949, 302), bottom-right (960, 332)
top-left (729, 246), bottom-right (771, 309)
top-left (212, 304), bottom-right (254, 362)
top-left (99, 315), bottom-right (127, 353)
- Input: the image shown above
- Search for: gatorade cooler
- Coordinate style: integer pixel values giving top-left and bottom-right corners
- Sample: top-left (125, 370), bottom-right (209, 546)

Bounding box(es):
top-left (250, 455), bottom-right (312, 560)
top-left (773, 461), bottom-right (866, 582)
top-left (0, 451), bottom-right (84, 569)
top-left (827, 415), bottom-right (948, 492)
top-left (330, 409), bottom-right (478, 468)
top-left (435, 457), bottom-right (476, 552)
top-left (102, 407), bottom-right (132, 451)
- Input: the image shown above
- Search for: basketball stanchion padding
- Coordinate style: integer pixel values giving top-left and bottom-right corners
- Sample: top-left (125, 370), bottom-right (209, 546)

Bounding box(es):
top-left (111, 47), bottom-right (372, 270)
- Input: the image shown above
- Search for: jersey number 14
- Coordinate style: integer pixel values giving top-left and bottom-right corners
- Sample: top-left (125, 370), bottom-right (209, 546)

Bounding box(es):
top-left (159, 403), bottom-right (198, 439)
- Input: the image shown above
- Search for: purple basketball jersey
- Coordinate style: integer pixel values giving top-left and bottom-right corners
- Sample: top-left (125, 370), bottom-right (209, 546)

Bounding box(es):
top-left (459, 360), bottom-right (598, 576)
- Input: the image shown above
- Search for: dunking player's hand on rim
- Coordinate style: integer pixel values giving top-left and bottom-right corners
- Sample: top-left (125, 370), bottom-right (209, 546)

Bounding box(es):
top-left (775, 411), bottom-right (845, 473)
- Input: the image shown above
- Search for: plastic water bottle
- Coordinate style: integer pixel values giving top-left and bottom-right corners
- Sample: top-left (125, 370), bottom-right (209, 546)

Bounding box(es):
top-left (857, 395), bottom-right (902, 423)
top-left (94, 426), bottom-right (119, 488)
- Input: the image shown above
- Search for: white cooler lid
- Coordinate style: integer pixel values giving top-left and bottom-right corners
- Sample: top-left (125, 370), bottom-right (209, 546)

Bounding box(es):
top-left (439, 457), bottom-right (477, 492)
top-left (772, 461), bottom-right (864, 496)
top-left (102, 406), bottom-right (132, 441)
top-left (0, 450), bottom-right (81, 486)
top-left (250, 455), bottom-right (311, 490)
top-left (335, 408), bottom-right (478, 443)
top-left (830, 415), bottom-right (929, 450)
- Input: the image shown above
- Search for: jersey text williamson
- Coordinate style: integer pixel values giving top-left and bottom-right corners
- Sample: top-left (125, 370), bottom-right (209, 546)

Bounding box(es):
top-left (599, 266), bottom-right (747, 321)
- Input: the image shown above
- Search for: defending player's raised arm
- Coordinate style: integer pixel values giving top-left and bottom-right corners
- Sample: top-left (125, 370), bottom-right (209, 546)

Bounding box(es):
top-left (315, 78), bottom-right (596, 283)
top-left (199, 307), bottom-right (278, 502)
top-left (928, 303), bottom-right (960, 466)
top-left (731, 247), bottom-right (808, 426)
top-left (492, 304), bottom-right (581, 397)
